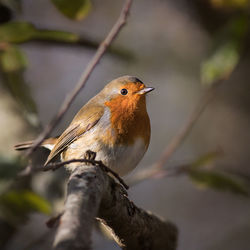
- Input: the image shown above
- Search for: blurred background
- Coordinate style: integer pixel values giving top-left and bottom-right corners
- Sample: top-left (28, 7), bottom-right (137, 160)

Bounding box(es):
top-left (1, 0), bottom-right (250, 249)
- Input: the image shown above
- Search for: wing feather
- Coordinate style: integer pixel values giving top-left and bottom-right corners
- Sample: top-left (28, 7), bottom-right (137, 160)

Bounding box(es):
top-left (44, 105), bottom-right (104, 165)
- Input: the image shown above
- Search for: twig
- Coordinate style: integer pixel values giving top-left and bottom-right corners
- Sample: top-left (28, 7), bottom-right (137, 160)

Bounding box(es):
top-left (26, 0), bottom-right (133, 157)
top-left (44, 158), bottom-right (129, 190)
top-left (155, 81), bottom-right (222, 169)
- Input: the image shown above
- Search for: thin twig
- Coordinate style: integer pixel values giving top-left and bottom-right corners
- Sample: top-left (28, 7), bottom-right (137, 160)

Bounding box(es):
top-left (44, 159), bottom-right (129, 190)
top-left (154, 80), bottom-right (222, 170)
top-left (26, 0), bottom-right (133, 157)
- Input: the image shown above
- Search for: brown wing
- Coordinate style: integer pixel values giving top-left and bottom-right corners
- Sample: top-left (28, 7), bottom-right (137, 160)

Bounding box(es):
top-left (44, 104), bottom-right (104, 165)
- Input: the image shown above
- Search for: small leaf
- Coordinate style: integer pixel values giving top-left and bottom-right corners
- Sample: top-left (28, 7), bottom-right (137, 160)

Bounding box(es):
top-left (201, 43), bottom-right (239, 85)
top-left (201, 16), bottom-right (248, 86)
top-left (190, 150), bottom-right (222, 170)
top-left (0, 190), bottom-right (51, 223)
top-left (51, 0), bottom-right (91, 20)
top-left (0, 22), bottom-right (36, 43)
top-left (0, 21), bottom-right (79, 43)
top-left (0, 45), bottom-right (27, 72)
top-left (188, 169), bottom-right (249, 196)
top-left (34, 29), bottom-right (79, 42)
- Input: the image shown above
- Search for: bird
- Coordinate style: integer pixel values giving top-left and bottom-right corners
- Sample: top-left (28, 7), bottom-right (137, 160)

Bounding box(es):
top-left (15, 76), bottom-right (154, 176)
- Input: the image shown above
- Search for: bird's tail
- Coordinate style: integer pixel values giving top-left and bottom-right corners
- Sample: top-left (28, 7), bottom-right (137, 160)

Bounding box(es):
top-left (14, 141), bottom-right (34, 151)
top-left (14, 138), bottom-right (57, 151)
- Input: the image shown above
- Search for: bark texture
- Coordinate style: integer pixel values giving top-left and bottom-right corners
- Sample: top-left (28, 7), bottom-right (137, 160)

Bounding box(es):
top-left (53, 165), bottom-right (107, 250)
top-left (53, 161), bottom-right (178, 250)
top-left (99, 181), bottom-right (177, 250)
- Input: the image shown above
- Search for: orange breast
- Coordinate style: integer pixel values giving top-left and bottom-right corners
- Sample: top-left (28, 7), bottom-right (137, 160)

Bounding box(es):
top-left (104, 94), bottom-right (150, 146)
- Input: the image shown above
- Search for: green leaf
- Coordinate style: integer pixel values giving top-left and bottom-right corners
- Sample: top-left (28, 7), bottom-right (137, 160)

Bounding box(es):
top-left (201, 16), bottom-right (248, 86)
top-left (0, 21), bottom-right (79, 44)
top-left (201, 43), bottom-right (239, 85)
top-left (190, 151), bottom-right (222, 170)
top-left (0, 45), bottom-right (27, 72)
top-left (0, 22), bottom-right (36, 43)
top-left (0, 190), bottom-right (51, 223)
top-left (51, 0), bottom-right (91, 20)
top-left (188, 169), bottom-right (249, 196)
top-left (33, 29), bottom-right (79, 42)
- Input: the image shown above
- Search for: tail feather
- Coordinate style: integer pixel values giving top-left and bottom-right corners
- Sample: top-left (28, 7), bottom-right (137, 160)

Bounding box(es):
top-left (14, 137), bottom-right (57, 151)
top-left (14, 141), bottom-right (34, 151)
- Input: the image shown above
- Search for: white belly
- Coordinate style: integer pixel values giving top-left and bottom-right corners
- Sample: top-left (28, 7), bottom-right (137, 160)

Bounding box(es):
top-left (64, 135), bottom-right (147, 176)
top-left (96, 138), bottom-right (147, 176)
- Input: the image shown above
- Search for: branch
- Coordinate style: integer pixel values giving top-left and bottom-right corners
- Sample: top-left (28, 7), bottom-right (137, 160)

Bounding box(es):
top-left (53, 164), bottom-right (107, 250)
top-left (26, 0), bottom-right (133, 157)
top-left (53, 160), bottom-right (178, 250)
top-left (28, 38), bottom-right (134, 61)
top-left (155, 80), bottom-right (222, 169)
top-left (98, 180), bottom-right (178, 250)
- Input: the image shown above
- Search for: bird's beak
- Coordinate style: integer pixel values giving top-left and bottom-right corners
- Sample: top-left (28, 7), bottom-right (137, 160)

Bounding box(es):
top-left (137, 87), bottom-right (155, 95)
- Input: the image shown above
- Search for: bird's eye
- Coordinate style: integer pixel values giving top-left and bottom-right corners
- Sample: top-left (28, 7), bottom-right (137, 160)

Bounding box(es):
top-left (120, 88), bottom-right (128, 95)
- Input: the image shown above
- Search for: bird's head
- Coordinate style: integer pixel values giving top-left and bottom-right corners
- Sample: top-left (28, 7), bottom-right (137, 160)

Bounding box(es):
top-left (101, 76), bottom-right (154, 112)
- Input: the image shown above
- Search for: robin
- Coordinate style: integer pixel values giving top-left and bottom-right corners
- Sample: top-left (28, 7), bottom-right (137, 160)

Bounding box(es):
top-left (15, 76), bottom-right (154, 176)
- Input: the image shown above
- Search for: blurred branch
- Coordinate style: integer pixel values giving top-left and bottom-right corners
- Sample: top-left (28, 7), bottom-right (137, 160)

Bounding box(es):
top-left (129, 149), bottom-right (250, 197)
top-left (155, 80), bottom-right (222, 170)
top-left (26, 0), bottom-right (133, 157)
top-left (0, 21), bottom-right (134, 60)
top-left (27, 37), bottom-right (134, 61)
top-left (53, 155), bottom-right (177, 250)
